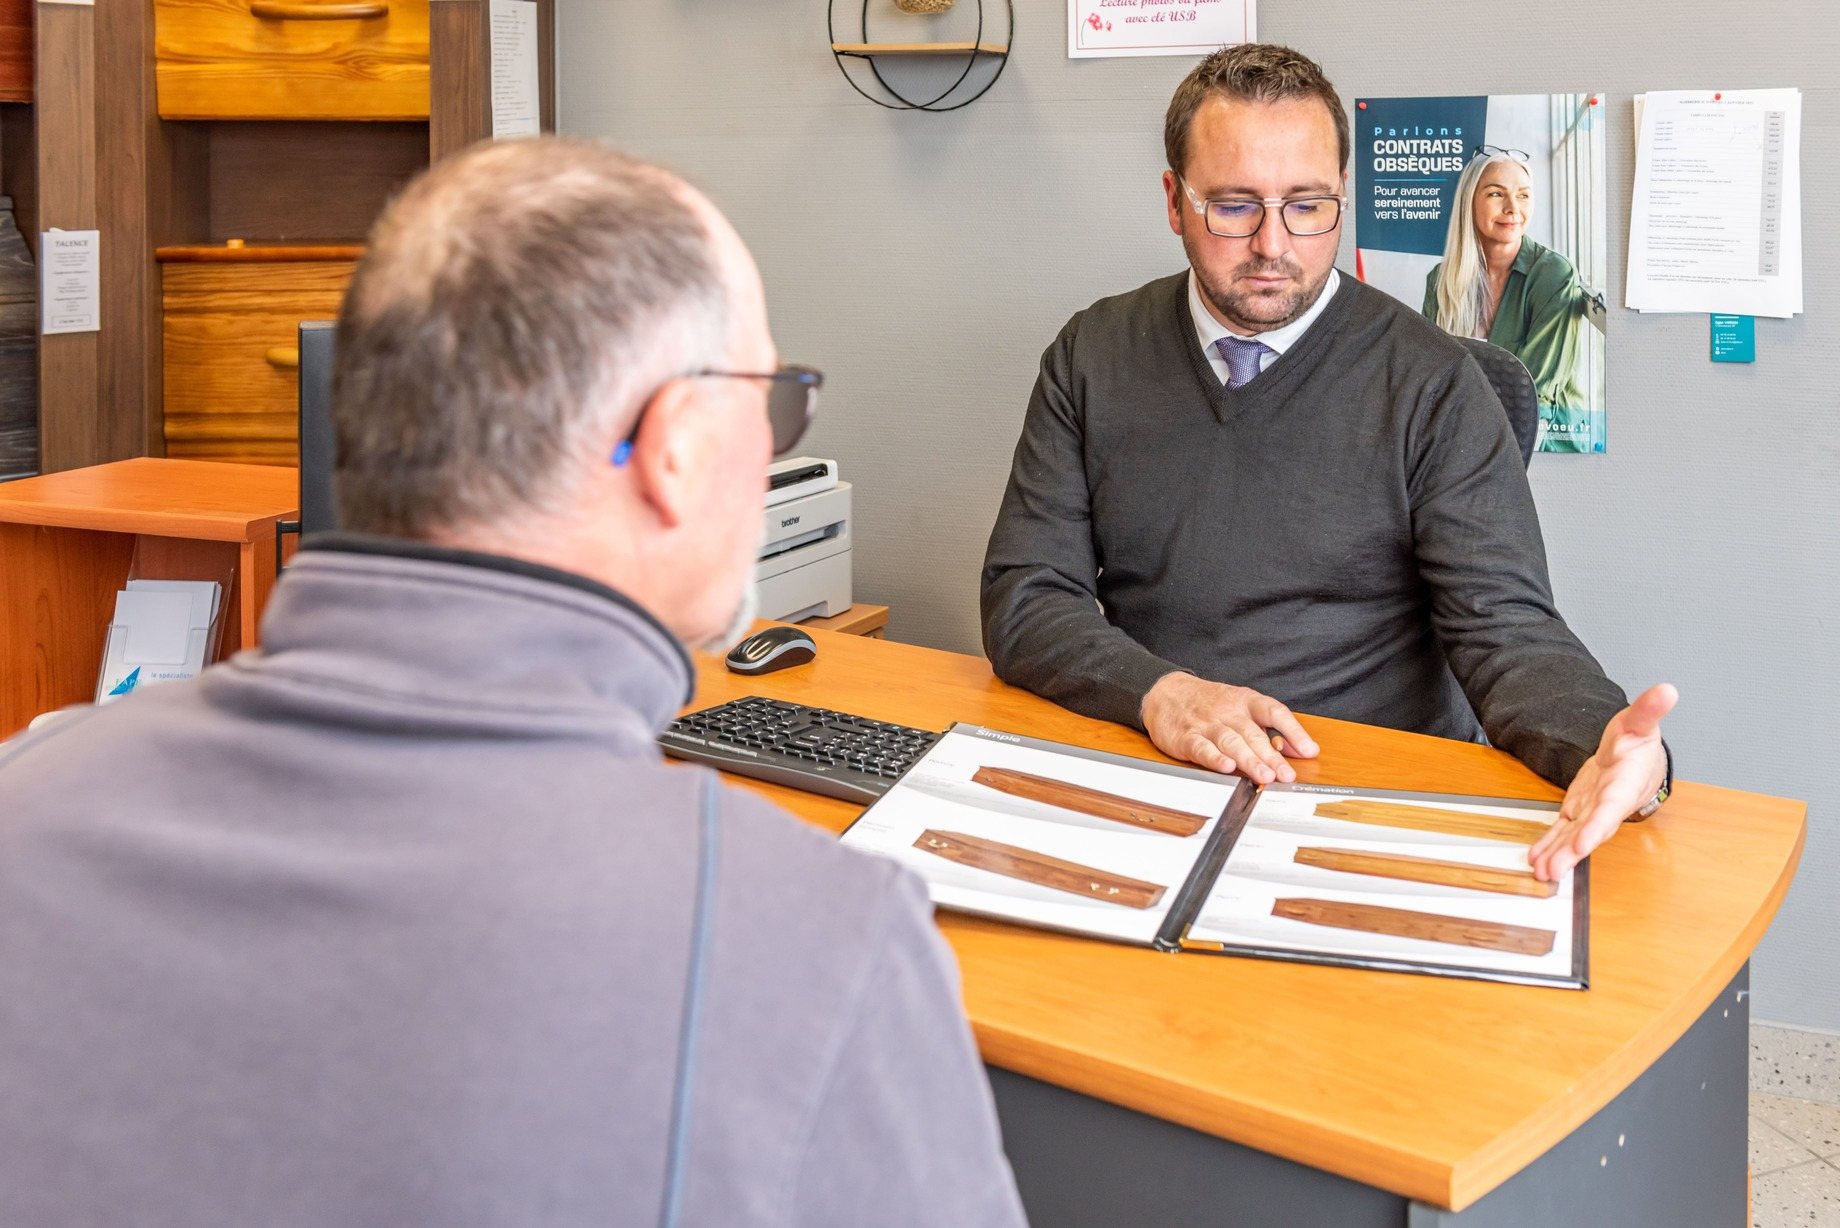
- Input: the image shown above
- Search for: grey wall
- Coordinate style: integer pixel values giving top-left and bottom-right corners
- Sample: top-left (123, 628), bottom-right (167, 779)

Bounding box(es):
top-left (559, 2), bottom-right (1838, 1029)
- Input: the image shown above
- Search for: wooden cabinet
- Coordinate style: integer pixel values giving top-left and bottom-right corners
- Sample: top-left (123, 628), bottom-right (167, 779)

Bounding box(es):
top-left (0, 0), bottom-right (30, 102)
top-left (25, 0), bottom-right (549, 474)
top-left (154, 0), bottom-right (429, 121)
top-left (161, 250), bottom-right (358, 466)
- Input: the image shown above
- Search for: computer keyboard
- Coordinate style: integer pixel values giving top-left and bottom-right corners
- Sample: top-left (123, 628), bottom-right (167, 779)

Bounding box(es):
top-left (659, 696), bottom-right (940, 803)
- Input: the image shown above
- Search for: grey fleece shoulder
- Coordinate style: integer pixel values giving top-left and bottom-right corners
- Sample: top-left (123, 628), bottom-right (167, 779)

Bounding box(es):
top-left (710, 778), bottom-right (920, 903)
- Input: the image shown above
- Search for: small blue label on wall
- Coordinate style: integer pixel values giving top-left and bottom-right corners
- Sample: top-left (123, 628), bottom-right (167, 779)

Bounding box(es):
top-left (1710, 314), bottom-right (1755, 363)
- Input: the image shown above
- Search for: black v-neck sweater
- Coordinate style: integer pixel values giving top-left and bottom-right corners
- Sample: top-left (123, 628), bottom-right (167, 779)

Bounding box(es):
top-left (980, 270), bottom-right (1626, 787)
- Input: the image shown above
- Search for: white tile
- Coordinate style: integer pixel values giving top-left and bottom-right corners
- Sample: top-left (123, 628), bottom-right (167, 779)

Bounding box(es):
top-left (1751, 1158), bottom-right (1840, 1228)
top-left (1752, 1024), bottom-right (1840, 1106)
top-left (1753, 1093), bottom-right (1840, 1160)
top-left (1753, 1112), bottom-right (1819, 1176)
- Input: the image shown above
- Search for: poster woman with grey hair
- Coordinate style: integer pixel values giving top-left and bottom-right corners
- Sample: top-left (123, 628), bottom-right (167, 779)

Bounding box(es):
top-left (1423, 150), bottom-right (1590, 450)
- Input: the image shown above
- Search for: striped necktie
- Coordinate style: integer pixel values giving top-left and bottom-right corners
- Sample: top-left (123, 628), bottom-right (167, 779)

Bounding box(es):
top-left (1215, 334), bottom-right (1274, 390)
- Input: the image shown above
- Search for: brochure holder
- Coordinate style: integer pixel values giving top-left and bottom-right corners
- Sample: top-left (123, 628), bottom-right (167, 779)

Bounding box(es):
top-left (93, 538), bottom-right (235, 703)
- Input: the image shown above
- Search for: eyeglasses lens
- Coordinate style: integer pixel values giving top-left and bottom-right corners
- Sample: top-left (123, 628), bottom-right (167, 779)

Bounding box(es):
top-left (767, 368), bottom-right (820, 456)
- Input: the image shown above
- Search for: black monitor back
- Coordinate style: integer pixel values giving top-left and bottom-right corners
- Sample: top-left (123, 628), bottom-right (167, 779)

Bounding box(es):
top-left (298, 321), bottom-right (338, 535)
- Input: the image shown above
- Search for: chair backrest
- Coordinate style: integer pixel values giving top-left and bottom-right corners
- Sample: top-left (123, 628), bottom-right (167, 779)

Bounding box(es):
top-left (1455, 336), bottom-right (1538, 468)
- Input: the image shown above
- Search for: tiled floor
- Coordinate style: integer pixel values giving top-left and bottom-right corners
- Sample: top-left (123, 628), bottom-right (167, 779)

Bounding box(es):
top-left (1751, 1025), bottom-right (1840, 1226)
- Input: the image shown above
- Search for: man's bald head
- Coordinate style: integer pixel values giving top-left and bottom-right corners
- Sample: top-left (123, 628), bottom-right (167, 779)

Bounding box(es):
top-left (333, 138), bottom-right (733, 537)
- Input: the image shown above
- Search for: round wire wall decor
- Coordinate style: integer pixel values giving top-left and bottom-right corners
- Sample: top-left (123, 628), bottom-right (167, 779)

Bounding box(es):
top-left (828, 0), bottom-right (1014, 113)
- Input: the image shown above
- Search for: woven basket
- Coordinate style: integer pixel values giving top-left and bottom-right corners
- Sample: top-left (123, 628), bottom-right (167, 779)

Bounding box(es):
top-left (893, 0), bottom-right (955, 12)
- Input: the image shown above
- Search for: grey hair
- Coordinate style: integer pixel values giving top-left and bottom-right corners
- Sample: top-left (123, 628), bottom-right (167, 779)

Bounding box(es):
top-left (1431, 155), bottom-right (1516, 340)
top-left (331, 137), bottom-right (731, 537)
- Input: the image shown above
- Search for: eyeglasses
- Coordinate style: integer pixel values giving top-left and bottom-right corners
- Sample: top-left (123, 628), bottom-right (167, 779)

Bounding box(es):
top-left (1178, 177), bottom-right (1346, 238)
top-left (688, 366), bottom-right (821, 456)
top-left (1472, 144), bottom-right (1530, 163)
top-left (613, 364), bottom-right (822, 466)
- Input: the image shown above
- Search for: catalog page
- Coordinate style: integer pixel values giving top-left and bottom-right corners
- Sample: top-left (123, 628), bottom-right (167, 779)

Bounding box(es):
top-left (1187, 783), bottom-right (1584, 987)
top-left (839, 725), bottom-right (1243, 945)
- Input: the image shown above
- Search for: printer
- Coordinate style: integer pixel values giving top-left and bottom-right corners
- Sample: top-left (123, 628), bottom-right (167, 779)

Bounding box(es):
top-left (757, 456), bottom-right (851, 621)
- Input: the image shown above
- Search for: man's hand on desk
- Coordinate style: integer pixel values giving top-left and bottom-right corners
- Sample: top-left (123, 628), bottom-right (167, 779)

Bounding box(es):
top-left (1141, 673), bottom-right (1319, 785)
top-left (1529, 683), bottom-right (1679, 883)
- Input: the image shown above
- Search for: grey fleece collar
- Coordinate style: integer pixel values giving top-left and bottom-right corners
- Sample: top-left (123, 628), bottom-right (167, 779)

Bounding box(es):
top-left (264, 534), bottom-right (696, 733)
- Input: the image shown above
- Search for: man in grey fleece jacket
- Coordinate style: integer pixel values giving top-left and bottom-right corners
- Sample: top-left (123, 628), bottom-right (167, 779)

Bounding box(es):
top-left (0, 139), bottom-right (1025, 1227)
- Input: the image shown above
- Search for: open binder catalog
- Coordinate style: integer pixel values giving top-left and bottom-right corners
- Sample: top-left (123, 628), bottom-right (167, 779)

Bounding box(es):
top-left (839, 725), bottom-right (1587, 989)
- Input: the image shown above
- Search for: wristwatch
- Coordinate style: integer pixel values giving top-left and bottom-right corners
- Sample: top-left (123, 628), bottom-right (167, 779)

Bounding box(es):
top-left (1630, 740), bottom-right (1673, 822)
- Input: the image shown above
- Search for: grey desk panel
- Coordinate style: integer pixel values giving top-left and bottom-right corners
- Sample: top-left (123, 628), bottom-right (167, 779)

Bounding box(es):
top-left (990, 965), bottom-right (1748, 1227)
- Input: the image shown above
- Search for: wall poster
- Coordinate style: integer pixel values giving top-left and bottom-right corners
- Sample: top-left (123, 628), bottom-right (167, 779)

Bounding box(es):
top-left (1354, 94), bottom-right (1609, 454)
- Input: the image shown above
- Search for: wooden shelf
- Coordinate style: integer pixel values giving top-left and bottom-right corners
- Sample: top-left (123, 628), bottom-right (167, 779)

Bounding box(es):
top-left (156, 243), bottom-right (367, 264)
top-left (830, 41), bottom-right (1008, 56)
top-left (797, 603), bottom-right (888, 639)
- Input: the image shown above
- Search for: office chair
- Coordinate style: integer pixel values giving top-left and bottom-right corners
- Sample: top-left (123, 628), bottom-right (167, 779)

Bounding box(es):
top-left (1456, 336), bottom-right (1538, 468)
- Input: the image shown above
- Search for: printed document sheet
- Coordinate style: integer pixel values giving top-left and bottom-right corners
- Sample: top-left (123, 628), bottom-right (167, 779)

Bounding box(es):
top-left (1627, 89), bottom-right (1802, 317)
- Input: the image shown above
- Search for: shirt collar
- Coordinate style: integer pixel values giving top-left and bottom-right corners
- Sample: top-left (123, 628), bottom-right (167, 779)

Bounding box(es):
top-left (1188, 266), bottom-right (1341, 358)
top-left (1512, 237), bottom-right (1544, 276)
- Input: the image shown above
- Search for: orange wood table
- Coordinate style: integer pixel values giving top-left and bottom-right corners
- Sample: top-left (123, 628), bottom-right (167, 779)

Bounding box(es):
top-left (687, 624), bottom-right (1805, 1222)
top-left (0, 458), bottom-right (297, 737)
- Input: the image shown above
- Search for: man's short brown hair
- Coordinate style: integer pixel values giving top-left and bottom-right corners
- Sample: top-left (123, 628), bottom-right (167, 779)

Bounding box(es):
top-left (332, 138), bottom-right (728, 537)
top-left (1163, 44), bottom-right (1350, 177)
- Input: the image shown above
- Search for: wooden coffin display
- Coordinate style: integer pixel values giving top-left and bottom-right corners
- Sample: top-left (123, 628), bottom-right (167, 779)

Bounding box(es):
top-left (154, 0), bottom-right (430, 121)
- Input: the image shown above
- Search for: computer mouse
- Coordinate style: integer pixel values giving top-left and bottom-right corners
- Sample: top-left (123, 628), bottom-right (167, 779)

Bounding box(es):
top-left (725, 626), bottom-right (818, 675)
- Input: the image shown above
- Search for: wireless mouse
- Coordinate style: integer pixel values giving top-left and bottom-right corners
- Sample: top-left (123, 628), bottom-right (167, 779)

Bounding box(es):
top-left (725, 625), bottom-right (818, 676)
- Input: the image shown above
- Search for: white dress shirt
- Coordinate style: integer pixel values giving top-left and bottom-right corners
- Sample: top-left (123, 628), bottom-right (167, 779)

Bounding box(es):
top-left (1189, 267), bottom-right (1341, 385)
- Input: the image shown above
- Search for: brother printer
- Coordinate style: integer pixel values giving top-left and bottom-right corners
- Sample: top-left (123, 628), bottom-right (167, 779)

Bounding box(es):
top-left (757, 456), bottom-right (851, 621)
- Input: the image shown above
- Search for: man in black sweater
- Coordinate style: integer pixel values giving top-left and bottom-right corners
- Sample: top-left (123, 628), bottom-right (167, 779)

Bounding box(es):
top-left (981, 44), bottom-right (1673, 882)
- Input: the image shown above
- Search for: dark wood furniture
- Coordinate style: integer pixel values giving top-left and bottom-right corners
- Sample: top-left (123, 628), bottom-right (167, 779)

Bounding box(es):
top-left (0, 0), bottom-right (30, 102)
top-left (9, 0), bottom-right (553, 476)
top-left (153, 0), bottom-right (431, 121)
top-left (157, 247), bottom-right (358, 464)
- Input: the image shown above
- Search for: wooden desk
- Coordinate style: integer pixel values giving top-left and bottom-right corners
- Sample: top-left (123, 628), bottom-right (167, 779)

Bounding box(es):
top-left (689, 625), bottom-right (1805, 1224)
top-left (0, 458), bottom-right (297, 738)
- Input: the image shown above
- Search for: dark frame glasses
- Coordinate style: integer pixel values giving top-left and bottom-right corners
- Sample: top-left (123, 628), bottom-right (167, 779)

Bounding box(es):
top-left (689, 365), bottom-right (821, 456)
top-left (1472, 144), bottom-right (1530, 163)
top-left (613, 363), bottom-right (822, 466)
